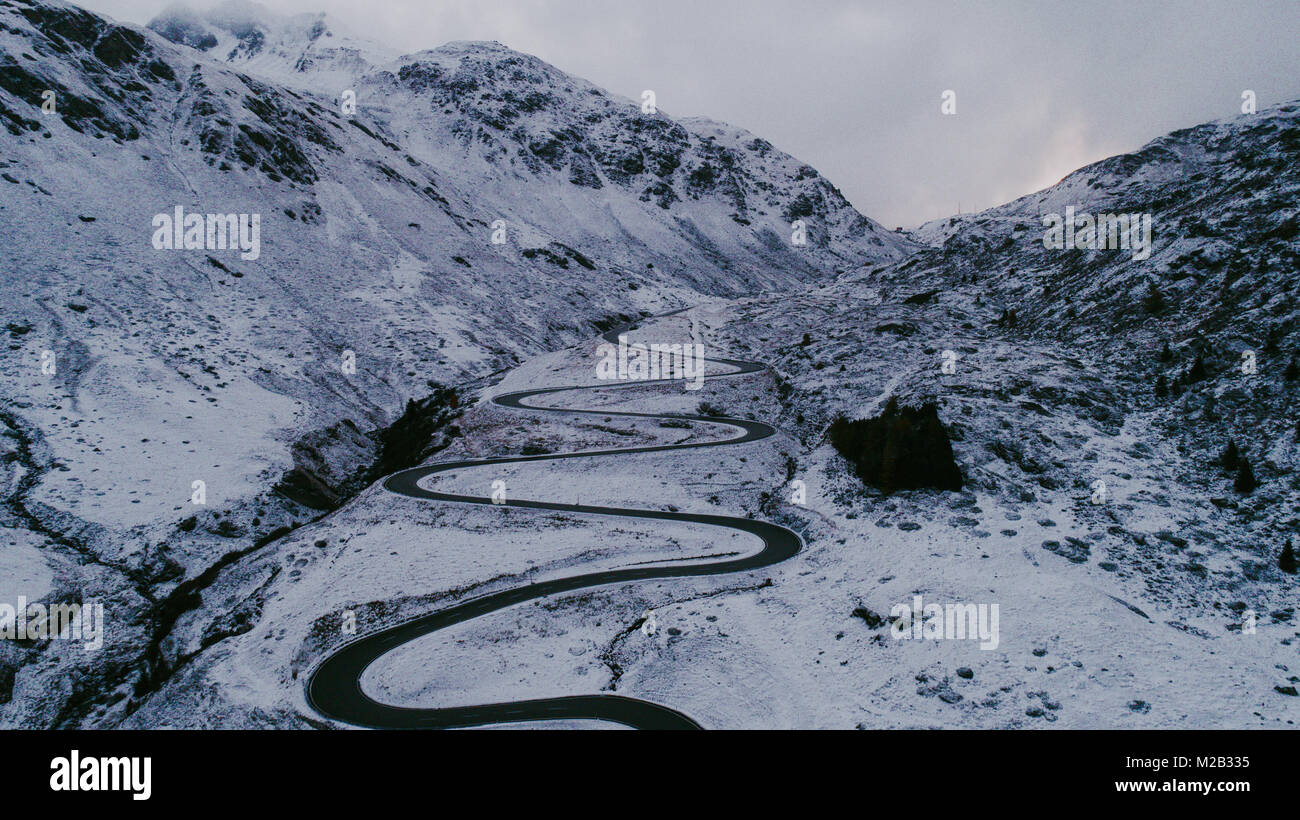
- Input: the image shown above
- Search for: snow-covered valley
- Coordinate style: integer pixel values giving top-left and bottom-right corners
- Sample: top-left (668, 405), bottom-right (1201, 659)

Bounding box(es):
top-left (1, 0), bottom-right (1297, 731)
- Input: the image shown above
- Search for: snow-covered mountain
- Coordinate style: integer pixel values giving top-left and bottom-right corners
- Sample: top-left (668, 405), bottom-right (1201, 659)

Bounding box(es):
top-left (692, 100), bottom-right (1299, 726)
top-left (908, 101), bottom-right (1300, 349)
top-left (878, 100), bottom-right (1300, 498)
top-left (142, 1), bottom-right (913, 276)
top-left (0, 0), bottom-right (911, 727)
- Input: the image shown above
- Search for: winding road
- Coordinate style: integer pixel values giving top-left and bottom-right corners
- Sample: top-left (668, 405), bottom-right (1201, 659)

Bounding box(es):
top-left (306, 320), bottom-right (802, 729)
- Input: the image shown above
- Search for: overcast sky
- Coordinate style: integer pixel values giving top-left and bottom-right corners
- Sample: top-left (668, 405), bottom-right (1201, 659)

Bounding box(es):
top-left (80, 0), bottom-right (1300, 228)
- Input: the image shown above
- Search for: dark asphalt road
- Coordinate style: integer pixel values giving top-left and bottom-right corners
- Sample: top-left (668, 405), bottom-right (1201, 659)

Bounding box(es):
top-left (306, 323), bottom-right (802, 729)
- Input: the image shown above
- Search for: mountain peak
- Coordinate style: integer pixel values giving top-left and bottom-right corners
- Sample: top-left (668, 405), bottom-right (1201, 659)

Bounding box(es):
top-left (433, 39), bottom-right (518, 54)
top-left (135, 1), bottom-right (914, 265)
top-left (147, 1), bottom-right (392, 83)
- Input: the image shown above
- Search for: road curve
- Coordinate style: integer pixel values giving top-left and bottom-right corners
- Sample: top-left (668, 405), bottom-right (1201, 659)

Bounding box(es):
top-left (306, 322), bottom-right (802, 729)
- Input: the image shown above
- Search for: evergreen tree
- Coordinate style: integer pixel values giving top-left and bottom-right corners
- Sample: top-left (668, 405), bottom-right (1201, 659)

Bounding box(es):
top-left (1155, 374), bottom-right (1168, 397)
top-left (1220, 439), bottom-right (1239, 471)
top-left (1142, 282), bottom-right (1166, 314)
top-left (1187, 352), bottom-right (1207, 383)
top-left (1202, 393), bottom-right (1219, 422)
top-left (1265, 324), bottom-right (1283, 352)
top-left (1234, 458), bottom-right (1257, 494)
top-left (1281, 539), bottom-right (1297, 574)
top-left (1284, 353), bottom-right (1299, 382)
top-left (1158, 341), bottom-right (1173, 363)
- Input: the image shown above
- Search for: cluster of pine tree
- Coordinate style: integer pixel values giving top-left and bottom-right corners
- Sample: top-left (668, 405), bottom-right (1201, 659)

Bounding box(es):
top-left (1154, 333), bottom-right (1299, 396)
top-left (369, 383), bottom-right (462, 481)
top-left (827, 398), bottom-right (963, 494)
top-left (1152, 341), bottom-right (1209, 397)
top-left (1219, 439), bottom-right (1258, 494)
top-left (1142, 282), bottom-right (1167, 314)
top-left (1264, 322), bottom-right (1300, 380)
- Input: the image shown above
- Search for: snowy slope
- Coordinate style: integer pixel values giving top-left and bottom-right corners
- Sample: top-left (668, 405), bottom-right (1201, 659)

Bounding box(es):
top-left (885, 100), bottom-right (1300, 511)
top-left (696, 102), bottom-right (1300, 726)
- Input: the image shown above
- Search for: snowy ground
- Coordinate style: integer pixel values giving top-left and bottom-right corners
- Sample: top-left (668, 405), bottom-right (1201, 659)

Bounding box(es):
top-left (128, 307), bottom-right (1298, 729)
